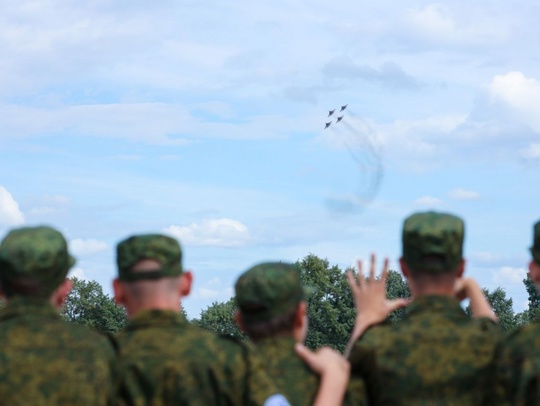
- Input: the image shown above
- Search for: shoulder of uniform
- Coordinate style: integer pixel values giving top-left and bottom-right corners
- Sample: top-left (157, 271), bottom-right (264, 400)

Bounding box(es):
top-left (217, 333), bottom-right (250, 347)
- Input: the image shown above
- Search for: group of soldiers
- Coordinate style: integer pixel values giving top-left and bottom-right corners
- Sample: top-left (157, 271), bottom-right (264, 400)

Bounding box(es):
top-left (0, 211), bottom-right (538, 405)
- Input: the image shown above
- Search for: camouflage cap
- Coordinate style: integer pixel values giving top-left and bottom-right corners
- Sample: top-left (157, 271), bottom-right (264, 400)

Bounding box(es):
top-left (116, 234), bottom-right (183, 282)
top-left (0, 226), bottom-right (75, 295)
top-left (402, 211), bottom-right (464, 273)
top-left (235, 262), bottom-right (305, 323)
top-left (531, 220), bottom-right (540, 264)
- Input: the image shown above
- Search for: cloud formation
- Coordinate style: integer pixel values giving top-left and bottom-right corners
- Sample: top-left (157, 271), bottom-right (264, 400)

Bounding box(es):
top-left (448, 188), bottom-right (481, 201)
top-left (414, 196), bottom-right (443, 206)
top-left (490, 71), bottom-right (540, 132)
top-left (492, 266), bottom-right (527, 286)
top-left (323, 58), bottom-right (421, 90)
top-left (0, 186), bottom-right (25, 227)
top-left (163, 218), bottom-right (251, 248)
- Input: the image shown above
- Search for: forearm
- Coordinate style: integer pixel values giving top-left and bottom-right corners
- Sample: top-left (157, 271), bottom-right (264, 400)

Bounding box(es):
top-left (466, 279), bottom-right (497, 322)
top-left (312, 365), bottom-right (349, 406)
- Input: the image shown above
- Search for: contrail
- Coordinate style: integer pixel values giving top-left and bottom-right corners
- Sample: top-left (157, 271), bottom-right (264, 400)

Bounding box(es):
top-left (324, 111), bottom-right (384, 214)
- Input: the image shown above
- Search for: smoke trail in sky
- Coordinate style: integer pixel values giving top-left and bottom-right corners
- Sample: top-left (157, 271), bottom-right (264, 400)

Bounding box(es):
top-left (324, 109), bottom-right (384, 213)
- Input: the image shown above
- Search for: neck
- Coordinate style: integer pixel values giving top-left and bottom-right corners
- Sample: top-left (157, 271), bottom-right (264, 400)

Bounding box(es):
top-left (126, 297), bottom-right (182, 318)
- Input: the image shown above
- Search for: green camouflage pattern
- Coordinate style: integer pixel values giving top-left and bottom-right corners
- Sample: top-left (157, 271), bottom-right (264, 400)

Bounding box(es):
top-left (235, 262), bottom-right (305, 322)
top-left (0, 297), bottom-right (118, 405)
top-left (116, 309), bottom-right (283, 405)
top-left (403, 211), bottom-right (464, 273)
top-left (531, 220), bottom-right (540, 264)
top-left (0, 226), bottom-right (75, 296)
top-left (496, 320), bottom-right (540, 405)
top-left (349, 295), bottom-right (501, 405)
top-left (255, 336), bottom-right (368, 406)
top-left (116, 234), bottom-right (183, 282)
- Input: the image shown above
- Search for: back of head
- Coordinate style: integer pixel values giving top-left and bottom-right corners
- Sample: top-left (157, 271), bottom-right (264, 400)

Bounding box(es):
top-left (0, 226), bottom-right (75, 299)
top-left (402, 211), bottom-right (464, 275)
top-left (235, 262), bottom-right (306, 340)
top-left (116, 234), bottom-right (183, 282)
top-left (531, 220), bottom-right (540, 265)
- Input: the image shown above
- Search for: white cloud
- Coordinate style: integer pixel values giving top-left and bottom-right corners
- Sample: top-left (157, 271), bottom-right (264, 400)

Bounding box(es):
top-left (490, 72), bottom-right (540, 132)
top-left (68, 267), bottom-right (88, 280)
top-left (448, 188), bottom-right (480, 201)
top-left (470, 252), bottom-right (502, 264)
top-left (520, 143), bottom-right (540, 160)
top-left (492, 266), bottom-right (527, 286)
top-left (406, 4), bottom-right (508, 46)
top-left (69, 238), bottom-right (108, 256)
top-left (163, 218), bottom-right (251, 247)
top-left (414, 196), bottom-right (443, 206)
top-left (0, 186), bottom-right (25, 227)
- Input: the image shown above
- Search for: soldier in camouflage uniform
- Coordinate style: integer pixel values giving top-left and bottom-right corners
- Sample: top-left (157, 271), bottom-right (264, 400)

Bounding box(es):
top-left (495, 220), bottom-right (540, 405)
top-left (235, 262), bottom-right (371, 406)
top-left (0, 226), bottom-right (117, 405)
top-left (113, 234), bottom-right (349, 406)
top-left (347, 211), bottom-right (500, 405)
top-left (235, 262), bottom-right (372, 405)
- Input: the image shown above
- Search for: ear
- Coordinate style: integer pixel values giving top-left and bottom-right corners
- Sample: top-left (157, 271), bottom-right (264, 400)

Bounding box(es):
top-left (456, 259), bottom-right (465, 278)
top-left (113, 278), bottom-right (126, 306)
top-left (234, 310), bottom-right (246, 333)
top-left (53, 278), bottom-right (73, 309)
top-left (179, 271), bottom-right (193, 297)
top-left (399, 258), bottom-right (410, 279)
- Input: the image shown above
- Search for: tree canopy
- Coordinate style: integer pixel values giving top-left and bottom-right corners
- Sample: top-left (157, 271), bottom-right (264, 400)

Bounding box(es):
top-left (62, 277), bottom-right (127, 334)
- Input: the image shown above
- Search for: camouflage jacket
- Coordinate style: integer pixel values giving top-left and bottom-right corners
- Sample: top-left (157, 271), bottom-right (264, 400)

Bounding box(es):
top-left (496, 319), bottom-right (540, 405)
top-left (349, 295), bottom-right (500, 405)
top-left (255, 336), bottom-right (368, 406)
top-left (116, 309), bottom-right (284, 406)
top-left (0, 297), bottom-right (118, 405)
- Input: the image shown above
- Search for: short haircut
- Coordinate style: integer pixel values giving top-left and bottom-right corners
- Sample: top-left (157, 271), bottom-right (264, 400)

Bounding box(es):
top-left (240, 305), bottom-right (298, 341)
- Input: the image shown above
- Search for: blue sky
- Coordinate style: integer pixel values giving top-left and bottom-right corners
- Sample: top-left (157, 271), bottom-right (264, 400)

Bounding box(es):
top-left (0, 0), bottom-right (539, 318)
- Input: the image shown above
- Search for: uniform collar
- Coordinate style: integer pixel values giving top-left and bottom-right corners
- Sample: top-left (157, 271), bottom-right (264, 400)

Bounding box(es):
top-left (124, 309), bottom-right (186, 331)
top-left (256, 335), bottom-right (297, 350)
top-left (406, 295), bottom-right (464, 316)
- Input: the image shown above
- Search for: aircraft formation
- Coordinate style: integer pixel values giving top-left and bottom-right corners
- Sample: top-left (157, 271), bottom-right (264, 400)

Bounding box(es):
top-left (324, 104), bottom-right (347, 129)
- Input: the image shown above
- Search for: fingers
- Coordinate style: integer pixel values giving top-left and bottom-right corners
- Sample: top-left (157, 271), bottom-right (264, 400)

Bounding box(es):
top-left (380, 257), bottom-right (390, 284)
top-left (356, 260), bottom-right (364, 285)
top-left (369, 253), bottom-right (376, 281)
top-left (388, 298), bottom-right (409, 312)
top-left (346, 271), bottom-right (358, 292)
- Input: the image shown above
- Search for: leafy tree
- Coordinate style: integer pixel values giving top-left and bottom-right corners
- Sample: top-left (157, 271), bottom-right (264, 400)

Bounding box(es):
top-left (385, 270), bottom-right (411, 323)
top-left (523, 275), bottom-right (540, 322)
top-left (196, 298), bottom-right (245, 339)
top-left (62, 277), bottom-right (127, 334)
top-left (465, 287), bottom-right (517, 332)
top-left (297, 254), bottom-right (356, 352)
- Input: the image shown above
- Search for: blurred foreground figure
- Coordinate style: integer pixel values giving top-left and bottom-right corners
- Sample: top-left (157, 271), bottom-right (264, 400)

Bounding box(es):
top-left (113, 234), bottom-right (349, 406)
top-left (347, 211), bottom-right (500, 405)
top-left (0, 226), bottom-right (117, 405)
top-left (235, 262), bottom-right (367, 406)
top-left (496, 220), bottom-right (540, 405)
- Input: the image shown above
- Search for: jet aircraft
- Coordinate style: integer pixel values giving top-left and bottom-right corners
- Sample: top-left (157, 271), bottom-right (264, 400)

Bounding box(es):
top-left (340, 104), bottom-right (347, 112)
top-left (336, 115), bottom-right (344, 123)
top-left (328, 109), bottom-right (335, 117)
top-left (324, 121), bottom-right (332, 129)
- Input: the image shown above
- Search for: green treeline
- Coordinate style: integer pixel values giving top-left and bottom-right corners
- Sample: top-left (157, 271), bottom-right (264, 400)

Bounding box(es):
top-left (58, 254), bottom-right (539, 352)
